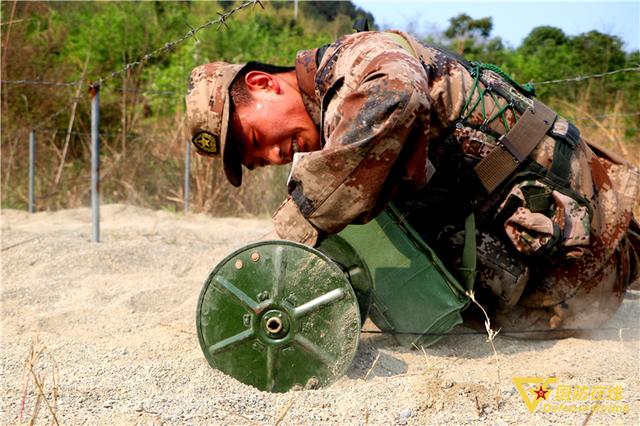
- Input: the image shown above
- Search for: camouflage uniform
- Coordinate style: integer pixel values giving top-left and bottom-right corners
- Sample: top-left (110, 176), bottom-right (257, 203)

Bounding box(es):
top-left (271, 30), bottom-right (640, 332)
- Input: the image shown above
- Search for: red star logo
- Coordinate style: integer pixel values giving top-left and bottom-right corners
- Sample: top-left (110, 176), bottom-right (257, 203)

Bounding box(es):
top-left (533, 385), bottom-right (549, 400)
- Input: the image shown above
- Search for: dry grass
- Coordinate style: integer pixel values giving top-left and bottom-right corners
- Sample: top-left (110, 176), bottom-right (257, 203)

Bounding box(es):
top-left (554, 95), bottom-right (640, 217)
top-left (273, 397), bottom-right (296, 426)
top-left (465, 290), bottom-right (502, 409)
top-left (0, 108), bottom-right (289, 216)
top-left (554, 95), bottom-right (640, 166)
top-left (18, 338), bottom-right (60, 426)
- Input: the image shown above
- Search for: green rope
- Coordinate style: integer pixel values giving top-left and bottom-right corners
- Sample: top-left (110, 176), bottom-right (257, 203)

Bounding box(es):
top-left (487, 89), bottom-right (511, 130)
top-left (472, 61), bottom-right (536, 96)
top-left (460, 67), bottom-right (481, 119)
top-left (459, 62), bottom-right (536, 133)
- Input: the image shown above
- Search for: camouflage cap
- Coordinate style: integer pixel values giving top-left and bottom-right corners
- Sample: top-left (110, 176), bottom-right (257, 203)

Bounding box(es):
top-left (186, 62), bottom-right (247, 187)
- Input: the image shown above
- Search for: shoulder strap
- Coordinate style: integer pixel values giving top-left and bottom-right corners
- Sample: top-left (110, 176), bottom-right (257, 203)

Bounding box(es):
top-left (383, 32), bottom-right (475, 69)
top-left (316, 45), bottom-right (330, 67)
top-left (383, 32), bottom-right (418, 59)
top-left (474, 100), bottom-right (557, 193)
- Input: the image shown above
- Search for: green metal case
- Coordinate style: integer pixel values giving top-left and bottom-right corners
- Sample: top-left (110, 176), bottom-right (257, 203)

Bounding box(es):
top-left (196, 207), bottom-right (471, 392)
top-left (335, 206), bottom-right (470, 347)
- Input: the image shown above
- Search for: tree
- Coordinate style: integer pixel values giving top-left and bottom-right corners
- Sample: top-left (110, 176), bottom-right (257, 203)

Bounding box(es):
top-left (301, 1), bottom-right (375, 27)
top-left (510, 26), bottom-right (576, 93)
top-left (520, 26), bottom-right (568, 56)
top-left (444, 13), bottom-right (493, 55)
top-left (570, 30), bottom-right (626, 73)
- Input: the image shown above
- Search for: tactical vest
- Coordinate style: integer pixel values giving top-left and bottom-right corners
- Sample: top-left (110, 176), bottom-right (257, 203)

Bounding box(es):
top-left (316, 29), bottom-right (592, 260)
top-left (417, 58), bottom-right (589, 259)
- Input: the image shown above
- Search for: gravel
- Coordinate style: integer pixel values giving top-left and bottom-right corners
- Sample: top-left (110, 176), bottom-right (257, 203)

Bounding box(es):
top-left (1, 204), bottom-right (638, 425)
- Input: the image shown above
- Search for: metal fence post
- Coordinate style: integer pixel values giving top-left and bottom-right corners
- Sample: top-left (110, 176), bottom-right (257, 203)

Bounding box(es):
top-left (184, 140), bottom-right (191, 214)
top-left (90, 86), bottom-right (100, 242)
top-left (28, 130), bottom-right (35, 213)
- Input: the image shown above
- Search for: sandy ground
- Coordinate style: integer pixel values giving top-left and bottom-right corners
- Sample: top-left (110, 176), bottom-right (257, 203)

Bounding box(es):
top-left (1, 204), bottom-right (638, 425)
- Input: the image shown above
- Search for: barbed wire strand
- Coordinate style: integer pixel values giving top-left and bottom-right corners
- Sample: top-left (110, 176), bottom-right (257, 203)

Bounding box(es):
top-left (54, 130), bottom-right (140, 137)
top-left (572, 111), bottom-right (640, 120)
top-left (598, 111), bottom-right (640, 119)
top-left (360, 326), bottom-right (640, 337)
top-left (21, 121), bottom-right (640, 137)
top-left (31, 106), bottom-right (71, 131)
top-left (0, 0), bottom-right (263, 92)
top-left (16, 127), bottom-right (149, 138)
top-left (0, 80), bottom-right (180, 96)
top-left (21, 95), bottom-right (86, 131)
top-left (531, 66), bottom-right (640, 86)
top-left (89, 0), bottom-right (264, 89)
top-left (119, 88), bottom-right (178, 96)
top-left (577, 124), bottom-right (640, 131)
top-left (5, 64), bottom-right (639, 91)
top-left (0, 79), bottom-right (82, 87)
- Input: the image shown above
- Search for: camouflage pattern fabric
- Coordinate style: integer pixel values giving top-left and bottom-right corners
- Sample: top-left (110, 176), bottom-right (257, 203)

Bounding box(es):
top-left (271, 30), bottom-right (640, 332)
top-left (497, 179), bottom-right (591, 256)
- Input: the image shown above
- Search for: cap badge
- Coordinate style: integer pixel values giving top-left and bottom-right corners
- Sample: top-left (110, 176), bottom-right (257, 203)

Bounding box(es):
top-left (192, 131), bottom-right (220, 155)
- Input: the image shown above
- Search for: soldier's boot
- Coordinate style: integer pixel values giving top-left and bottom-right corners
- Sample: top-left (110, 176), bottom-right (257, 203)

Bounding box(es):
top-left (491, 238), bottom-right (631, 338)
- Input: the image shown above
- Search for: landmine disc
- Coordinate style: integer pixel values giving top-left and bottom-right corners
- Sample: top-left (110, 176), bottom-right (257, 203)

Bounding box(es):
top-left (196, 240), bottom-right (361, 392)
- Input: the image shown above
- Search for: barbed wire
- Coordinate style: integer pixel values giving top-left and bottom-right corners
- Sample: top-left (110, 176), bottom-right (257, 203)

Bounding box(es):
top-left (361, 326), bottom-right (640, 337)
top-left (51, 130), bottom-right (138, 137)
top-left (17, 127), bottom-right (141, 137)
top-left (119, 88), bottom-right (179, 96)
top-left (531, 66), bottom-right (640, 86)
top-left (572, 111), bottom-right (640, 120)
top-left (1, 1), bottom-right (262, 91)
top-left (18, 120), bottom-right (640, 135)
top-left (3, 48), bottom-right (637, 95)
top-left (7, 66), bottom-right (639, 97)
top-left (1, 79), bottom-right (82, 87)
top-left (5, 65), bottom-right (639, 99)
top-left (576, 123), bottom-right (640, 131)
top-left (0, 80), bottom-right (180, 96)
top-left (31, 106), bottom-right (72, 131)
top-left (89, 0), bottom-right (263, 89)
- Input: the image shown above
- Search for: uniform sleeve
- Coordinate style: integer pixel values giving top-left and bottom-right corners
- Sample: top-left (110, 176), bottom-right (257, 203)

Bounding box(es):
top-left (273, 41), bottom-right (431, 245)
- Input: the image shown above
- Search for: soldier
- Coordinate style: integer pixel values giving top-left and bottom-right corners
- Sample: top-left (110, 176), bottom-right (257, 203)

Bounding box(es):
top-left (185, 29), bottom-right (639, 334)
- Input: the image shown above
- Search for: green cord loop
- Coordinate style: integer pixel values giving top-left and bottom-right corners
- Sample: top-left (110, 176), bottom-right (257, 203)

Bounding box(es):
top-left (472, 61), bottom-right (536, 97)
top-left (459, 62), bottom-right (536, 133)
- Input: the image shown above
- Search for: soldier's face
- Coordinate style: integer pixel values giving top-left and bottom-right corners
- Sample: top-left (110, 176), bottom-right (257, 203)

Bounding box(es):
top-left (230, 72), bottom-right (321, 170)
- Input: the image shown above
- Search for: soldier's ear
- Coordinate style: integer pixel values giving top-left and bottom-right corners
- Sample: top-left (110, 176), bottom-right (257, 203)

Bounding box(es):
top-left (244, 71), bottom-right (281, 94)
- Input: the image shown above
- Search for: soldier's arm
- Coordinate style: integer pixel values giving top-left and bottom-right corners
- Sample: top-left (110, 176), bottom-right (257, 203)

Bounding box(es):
top-left (273, 38), bottom-right (431, 245)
